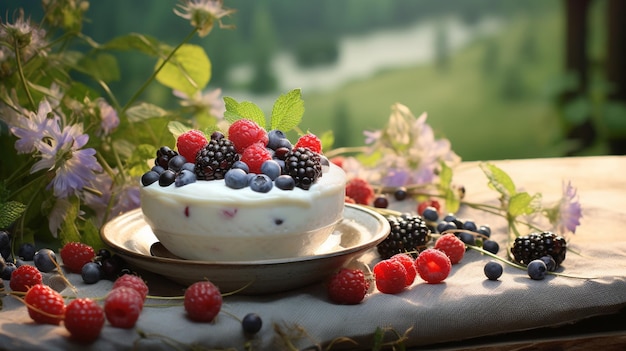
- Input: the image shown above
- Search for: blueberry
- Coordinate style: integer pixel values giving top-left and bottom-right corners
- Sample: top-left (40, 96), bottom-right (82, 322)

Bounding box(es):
top-left (458, 232), bottom-right (475, 246)
top-left (527, 259), bottom-right (547, 280)
top-left (81, 262), bottom-right (103, 284)
top-left (175, 169), bottom-right (197, 187)
top-left (539, 255), bottom-right (557, 272)
top-left (274, 175), bottom-right (295, 190)
top-left (0, 246), bottom-right (10, 261)
top-left (443, 213), bottom-right (457, 222)
top-left (242, 313), bottom-right (263, 334)
top-left (225, 168), bottom-right (249, 189)
top-left (484, 261), bottom-right (503, 281)
top-left (436, 221), bottom-right (456, 233)
top-left (18, 243), bottom-right (36, 260)
top-left (260, 160), bottom-right (281, 180)
top-left (422, 207), bottom-right (438, 222)
top-left (394, 188), bottom-right (408, 201)
top-left (477, 225), bottom-right (491, 238)
top-left (232, 161), bottom-right (249, 173)
top-left (181, 162), bottom-right (195, 172)
top-left (1, 262), bottom-right (16, 280)
top-left (267, 130), bottom-right (288, 150)
top-left (158, 169), bottom-right (176, 186)
top-left (168, 155), bottom-right (187, 172)
top-left (462, 220), bottom-right (477, 232)
top-left (101, 255), bottom-right (126, 279)
top-left (482, 240), bottom-right (499, 254)
top-left (97, 248), bottom-right (112, 261)
top-left (33, 248), bottom-right (58, 273)
top-left (249, 174), bottom-right (273, 193)
top-left (151, 165), bottom-right (165, 174)
top-left (0, 231), bottom-right (9, 248)
top-left (373, 196), bottom-right (389, 208)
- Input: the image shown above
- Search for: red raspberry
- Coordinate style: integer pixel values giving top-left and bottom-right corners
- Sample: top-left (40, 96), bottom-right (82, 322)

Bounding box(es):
top-left (24, 284), bottom-right (66, 325)
top-left (184, 281), bottom-right (223, 322)
top-left (112, 274), bottom-right (149, 301)
top-left (417, 199), bottom-right (441, 216)
top-left (330, 156), bottom-right (345, 168)
top-left (104, 287), bottom-right (144, 328)
top-left (176, 129), bottom-right (208, 162)
top-left (240, 143), bottom-right (273, 174)
top-left (10, 264), bottom-right (43, 292)
top-left (415, 248), bottom-right (452, 284)
top-left (327, 268), bottom-right (369, 305)
top-left (390, 253), bottom-right (417, 286)
top-left (344, 196), bottom-right (356, 204)
top-left (434, 233), bottom-right (466, 264)
top-left (345, 178), bottom-right (375, 205)
top-left (228, 119), bottom-right (268, 153)
top-left (59, 241), bottom-right (95, 273)
top-left (294, 133), bottom-right (322, 153)
top-left (373, 259), bottom-right (408, 294)
top-left (64, 298), bottom-right (105, 343)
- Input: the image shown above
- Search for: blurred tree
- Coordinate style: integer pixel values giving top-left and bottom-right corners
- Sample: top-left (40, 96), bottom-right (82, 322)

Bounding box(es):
top-left (332, 99), bottom-right (351, 148)
top-left (434, 22), bottom-right (450, 73)
top-left (606, 0), bottom-right (626, 153)
top-left (248, 0), bottom-right (278, 93)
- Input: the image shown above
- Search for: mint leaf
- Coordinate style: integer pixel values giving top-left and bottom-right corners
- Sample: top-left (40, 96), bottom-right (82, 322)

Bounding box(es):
top-left (480, 162), bottom-right (516, 197)
top-left (223, 96), bottom-right (266, 127)
top-left (270, 88), bottom-right (304, 132)
top-left (0, 201), bottom-right (26, 229)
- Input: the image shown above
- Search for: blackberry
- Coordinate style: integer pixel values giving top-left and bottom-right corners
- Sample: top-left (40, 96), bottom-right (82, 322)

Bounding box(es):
top-left (510, 231), bottom-right (567, 268)
top-left (283, 147), bottom-right (322, 190)
top-left (377, 214), bottom-right (431, 259)
top-left (195, 138), bottom-right (239, 180)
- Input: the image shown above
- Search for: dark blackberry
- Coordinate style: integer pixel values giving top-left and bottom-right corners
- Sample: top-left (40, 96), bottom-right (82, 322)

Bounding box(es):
top-left (377, 214), bottom-right (431, 259)
top-left (195, 138), bottom-right (240, 180)
top-left (155, 146), bottom-right (178, 169)
top-left (510, 231), bottom-right (567, 268)
top-left (283, 147), bottom-right (322, 190)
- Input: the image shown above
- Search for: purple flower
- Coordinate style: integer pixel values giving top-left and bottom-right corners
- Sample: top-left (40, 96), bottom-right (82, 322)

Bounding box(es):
top-left (10, 99), bottom-right (61, 154)
top-left (31, 123), bottom-right (102, 199)
top-left (546, 181), bottom-right (583, 234)
top-left (83, 171), bottom-right (141, 226)
top-left (96, 98), bottom-right (119, 136)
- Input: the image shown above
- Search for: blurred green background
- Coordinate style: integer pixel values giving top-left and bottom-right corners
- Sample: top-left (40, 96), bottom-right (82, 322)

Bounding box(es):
top-left (3, 0), bottom-right (625, 161)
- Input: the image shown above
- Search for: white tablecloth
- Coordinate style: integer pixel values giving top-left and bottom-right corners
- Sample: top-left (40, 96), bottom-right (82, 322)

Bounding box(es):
top-left (1, 156), bottom-right (625, 350)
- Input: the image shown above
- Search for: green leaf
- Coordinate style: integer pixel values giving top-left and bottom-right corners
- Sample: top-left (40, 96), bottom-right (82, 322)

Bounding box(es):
top-left (168, 121), bottom-right (191, 140)
top-left (58, 197), bottom-right (82, 244)
top-left (270, 88), bottom-right (304, 132)
top-left (508, 192), bottom-right (539, 216)
top-left (127, 144), bottom-right (157, 177)
top-left (439, 162), bottom-right (460, 213)
top-left (77, 53), bottom-right (120, 82)
top-left (102, 33), bottom-right (160, 56)
top-left (223, 96), bottom-right (266, 127)
top-left (318, 130), bottom-right (334, 152)
top-left (126, 102), bottom-right (169, 123)
top-left (155, 43), bottom-right (211, 96)
top-left (80, 220), bottom-right (106, 250)
top-left (480, 162), bottom-right (516, 198)
top-left (0, 201), bottom-right (26, 229)
top-left (372, 327), bottom-right (384, 351)
top-left (563, 97), bottom-right (591, 126)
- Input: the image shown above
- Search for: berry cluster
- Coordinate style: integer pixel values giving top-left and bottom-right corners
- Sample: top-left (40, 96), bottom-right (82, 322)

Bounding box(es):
top-left (140, 119), bottom-right (327, 192)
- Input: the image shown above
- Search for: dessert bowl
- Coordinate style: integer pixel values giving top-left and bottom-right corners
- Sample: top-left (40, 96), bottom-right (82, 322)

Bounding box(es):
top-left (139, 163), bottom-right (347, 261)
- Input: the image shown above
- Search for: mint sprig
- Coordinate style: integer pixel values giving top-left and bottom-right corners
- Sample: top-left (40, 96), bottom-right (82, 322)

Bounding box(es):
top-left (224, 88), bottom-right (304, 132)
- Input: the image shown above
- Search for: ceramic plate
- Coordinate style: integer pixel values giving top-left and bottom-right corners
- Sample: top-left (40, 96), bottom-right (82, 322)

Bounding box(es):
top-left (100, 204), bottom-right (390, 294)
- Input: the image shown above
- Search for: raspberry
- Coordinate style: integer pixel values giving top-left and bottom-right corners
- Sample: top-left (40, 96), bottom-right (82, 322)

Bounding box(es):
top-left (184, 281), bottom-right (223, 322)
top-left (415, 248), bottom-right (452, 284)
top-left (104, 287), bottom-right (144, 328)
top-left (112, 274), bottom-right (149, 301)
top-left (9, 264), bottom-right (42, 292)
top-left (64, 298), bottom-right (105, 343)
top-left (327, 268), bottom-right (369, 305)
top-left (417, 199), bottom-right (441, 216)
top-left (24, 284), bottom-right (66, 325)
top-left (345, 177), bottom-right (375, 205)
top-left (240, 143), bottom-right (273, 174)
top-left (434, 233), bottom-right (466, 264)
top-left (390, 253), bottom-right (417, 286)
top-left (373, 259), bottom-right (408, 294)
top-left (344, 196), bottom-right (356, 204)
top-left (59, 241), bottom-right (95, 273)
top-left (228, 119), bottom-right (268, 153)
top-left (176, 129), bottom-right (208, 162)
top-left (294, 133), bottom-right (322, 153)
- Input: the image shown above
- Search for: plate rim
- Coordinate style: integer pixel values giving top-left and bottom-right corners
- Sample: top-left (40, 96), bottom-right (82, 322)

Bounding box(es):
top-left (101, 203), bottom-right (390, 267)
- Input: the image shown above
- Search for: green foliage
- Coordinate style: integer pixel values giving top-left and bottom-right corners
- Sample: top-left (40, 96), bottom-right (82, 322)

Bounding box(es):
top-left (155, 44), bottom-right (211, 96)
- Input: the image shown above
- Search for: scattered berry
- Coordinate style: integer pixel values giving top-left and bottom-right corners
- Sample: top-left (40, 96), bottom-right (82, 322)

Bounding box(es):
top-left (390, 253), bottom-right (417, 286)
top-left (345, 178), bottom-right (375, 205)
top-left (415, 248), bottom-right (452, 284)
top-left (421, 206), bottom-right (439, 222)
top-left (24, 284), bottom-right (66, 325)
top-left (228, 119), bottom-right (268, 153)
top-left (240, 142), bottom-right (273, 174)
top-left (511, 231), bottom-right (567, 268)
top-left (373, 259), bottom-right (408, 294)
top-left (112, 274), bottom-right (149, 301)
top-left (327, 268), bottom-right (369, 304)
top-left (377, 214), bottom-right (430, 259)
top-left (539, 255), bottom-right (557, 272)
top-left (393, 187), bottom-right (408, 201)
top-left (527, 259), bottom-right (548, 280)
top-left (242, 313), bottom-right (263, 335)
top-left (176, 129), bottom-right (208, 163)
top-left (373, 195), bottom-right (389, 208)
top-left (10, 264), bottom-right (43, 292)
top-left (60, 242), bottom-right (95, 274)
top-left (81, 262), bottom-right (103, 284)
top-left (17, 243), bottom-right (36, 261)
top-left (458, 232), bottom-right (476, 246)
top-left (184, 281), bottom-right (223, 322)
top-left (434, 233), bottom-right (465, 264)
top-left (64, 298), bottom-right (105, 343)
top-left (104, 287), bottom-right (144, 328)
top-left (294, 133), bottom-right (322, 153)
top-left (33, 248), bottom-right (58, 273)
top-left (477, 225), bottom-right (492, 238)
top-left (417, 199), bottom-right (441, 216)
top-left (484, 261), bottom-right (503, 281)
top-left (436, 221), bottom-right (457, 234)
top-left (462, 220), bottom-right (478, 232)
top-left (482, 240), bottom-right (500, 254)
